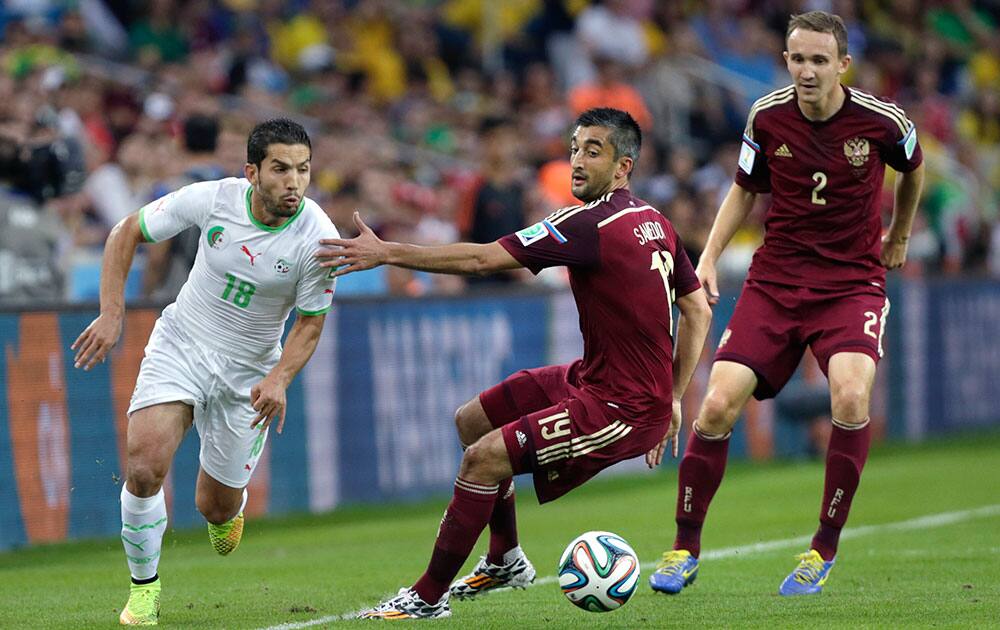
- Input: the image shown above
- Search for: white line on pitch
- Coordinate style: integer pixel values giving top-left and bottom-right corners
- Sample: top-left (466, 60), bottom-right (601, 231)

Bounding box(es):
top-left (258, 503), bottom-right (1000, 629)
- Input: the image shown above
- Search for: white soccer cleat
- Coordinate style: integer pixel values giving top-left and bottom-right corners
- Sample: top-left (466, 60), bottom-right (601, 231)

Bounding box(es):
top-left (449, 547), bottom-right (536, 599)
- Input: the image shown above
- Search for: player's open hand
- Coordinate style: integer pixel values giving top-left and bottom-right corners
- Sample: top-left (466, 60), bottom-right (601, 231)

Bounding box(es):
top-left (250, 374), bottom-right (287, 434)
top-left (646, 399), bottom-right (683, 468)
top-left (315, 212), bottom-right (387, 278)
top-left (71, 313), bottom-right (123, 370)
top-left (694, 261), bottom-right (720, 306)
top-left (880, 235), bottom-right (908, 270)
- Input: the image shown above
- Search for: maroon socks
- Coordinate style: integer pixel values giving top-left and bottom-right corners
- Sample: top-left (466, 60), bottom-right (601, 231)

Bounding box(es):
top-left (487, 477), bottom-right (518, 565)
top-left (673, 427), bottom-right (731, 558)
top-left (811, 419), bottom-right (871, 561)
top-left (413, 478), bottom-right (498, 603)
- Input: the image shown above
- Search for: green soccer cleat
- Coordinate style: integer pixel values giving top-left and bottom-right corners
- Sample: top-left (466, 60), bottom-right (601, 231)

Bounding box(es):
top-left (208, 512), bottom-right (244, 556)
top-left (119, 578), bottom-right (161, 626)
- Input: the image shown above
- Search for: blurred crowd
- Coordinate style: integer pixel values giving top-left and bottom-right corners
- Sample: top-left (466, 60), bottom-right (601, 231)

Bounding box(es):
top-left (0, 0), bottom-right (997, 304)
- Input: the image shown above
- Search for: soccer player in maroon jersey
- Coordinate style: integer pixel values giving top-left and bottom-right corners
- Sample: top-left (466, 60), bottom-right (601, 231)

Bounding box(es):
top-left (648, 11), bottom-right (925, 597)
top-left (316, 108), bottom-right (712, 619)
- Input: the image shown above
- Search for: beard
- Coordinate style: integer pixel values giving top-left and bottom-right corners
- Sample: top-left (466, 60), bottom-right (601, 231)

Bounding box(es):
top-left (268, 201), bottom-right (299, 217)
top-left (260, 190), bottom-right (300, 217)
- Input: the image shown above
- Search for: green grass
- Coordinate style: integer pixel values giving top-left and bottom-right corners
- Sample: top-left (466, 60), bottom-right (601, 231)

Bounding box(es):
top-left (1, 432), bottom-right (998, 628)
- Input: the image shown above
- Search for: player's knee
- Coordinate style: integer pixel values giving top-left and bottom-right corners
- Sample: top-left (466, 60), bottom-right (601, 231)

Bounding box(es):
top-left (196, 495), bottom-right (237, 525)
top-left (125, 460), bottom-right (167, 495)
top-left (458, 439), bottom-right (499, 482)
top-left (698, 392), bottom-right (740, 434)
top-left (454, 404), bottom-right (474, 446)
top-left (454, 401), bottom-right (490, 448)
top-left (831, 381), bottom-right (870, 420)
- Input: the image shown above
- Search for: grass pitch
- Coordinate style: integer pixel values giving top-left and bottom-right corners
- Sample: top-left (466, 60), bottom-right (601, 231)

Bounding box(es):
top-left (1, 431), bottom-right (998, 629)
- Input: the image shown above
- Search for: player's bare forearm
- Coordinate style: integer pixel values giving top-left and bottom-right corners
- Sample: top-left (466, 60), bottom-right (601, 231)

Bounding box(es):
top-left (251, 313), bottom-right (325, 433)
top-left (886, 163), bottom-right (925, 243)
top-left (317, 211), bottom-right (522, 277)
top-left (269, 313), bottom-right (325, 387)
top-left (71, 212), bottom-right (145, 369)
top-left (100, 213), bottom-right (146, 317)
top-left (700, 183), bottom-right (757, 265)
top-left (384, 241), bottom-right (522, 276)
top-left (672, 288), bottom-right (712, 401)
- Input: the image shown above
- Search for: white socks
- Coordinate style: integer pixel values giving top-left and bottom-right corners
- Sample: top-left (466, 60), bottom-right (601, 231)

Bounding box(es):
top-left (120, 486), bottom-right (167, 581)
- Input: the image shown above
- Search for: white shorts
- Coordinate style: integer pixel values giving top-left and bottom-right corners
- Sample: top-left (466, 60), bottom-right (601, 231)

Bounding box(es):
top-left (128, 314), bottom-right (280, 488)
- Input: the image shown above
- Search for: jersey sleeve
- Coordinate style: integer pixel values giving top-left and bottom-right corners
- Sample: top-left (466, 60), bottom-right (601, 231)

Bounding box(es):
top-left (138, 181), bottom-right (217, 243)
top-left (882, 118), bottom-right (923, 173)
top-left (672, 233), bottom-right (701, 298)
top-left (734, 118), bottom-right (771, 193)
top-left (498, 211), bottom-right (600, 274)
top-left (295, 223), bottom-right (338, 316)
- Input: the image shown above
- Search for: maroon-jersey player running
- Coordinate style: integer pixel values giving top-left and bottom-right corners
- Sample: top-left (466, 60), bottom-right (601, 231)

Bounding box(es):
top-left (649, 11), bottom-right (925, 597)
top-left (317, 108), bottom-right (712, 619)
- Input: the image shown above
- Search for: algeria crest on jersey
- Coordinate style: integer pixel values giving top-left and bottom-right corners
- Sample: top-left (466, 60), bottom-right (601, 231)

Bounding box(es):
top-left (843, 137), bottom-right (870, 167)
top-left (207, 225), bottom-right (227, 249)
top-left (274, 258), bottom-right (292, 274)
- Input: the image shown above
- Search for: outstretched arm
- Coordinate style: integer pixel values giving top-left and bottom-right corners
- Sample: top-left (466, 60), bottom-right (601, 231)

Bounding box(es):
top-left (696, 183), bottom-right (757, 304)
top-left (250, 313), bottom-right (325, 434)
top-left (316, 212), bottom-right (522, 278)
top-left (71, 212), bottom-right (146, 369)
top-left (881, 162), bottom-right (925, 270)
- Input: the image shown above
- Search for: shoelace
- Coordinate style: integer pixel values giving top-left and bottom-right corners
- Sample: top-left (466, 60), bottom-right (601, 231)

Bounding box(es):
top-left (655, 551), bottom-right (688, 573)
top-left (792, 553), bottom-right (823, 584)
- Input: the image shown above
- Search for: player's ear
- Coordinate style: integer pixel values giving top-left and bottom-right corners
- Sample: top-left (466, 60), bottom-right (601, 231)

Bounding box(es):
top-left (838, 53), bottom-right (852, 76)
top-left (244, 162), bottom-right (257, 185)
top-left (617, 156), bottom-right (634, 179)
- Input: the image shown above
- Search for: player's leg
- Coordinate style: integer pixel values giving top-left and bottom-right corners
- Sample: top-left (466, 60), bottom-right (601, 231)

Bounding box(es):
top-left (196, 359), bottom-right (271, 557)
top-left (779, 351), bottom-right (876, 596)
top-left (817, 351), bottom-right (876, 557)
top-left (650, 361), bottom-right (757, 594)
top-left (779, 288), bottom-right (887, 596)
top-left (119, 401), bottom-right (193, 626)
top-left (359, 429), bottom-right (514, 619)
top-left (450, 367), bottom-right (570, 598)
top-left (451, 396), bottom-right (533, 598)
top-left (653, 280), bottom-right (805, 595)
top-left (196, 468), bottom-right (248, 556)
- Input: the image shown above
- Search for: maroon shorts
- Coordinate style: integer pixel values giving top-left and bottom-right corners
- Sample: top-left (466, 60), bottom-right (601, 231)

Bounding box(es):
top-left (715, 279), bottom-right (890, 400)
top-left (479, 363), bottom-right (667, 504)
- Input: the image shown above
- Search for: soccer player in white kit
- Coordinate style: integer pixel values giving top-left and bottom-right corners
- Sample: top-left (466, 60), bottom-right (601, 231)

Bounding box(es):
top-left (71, 119), bottom-right (339, 626)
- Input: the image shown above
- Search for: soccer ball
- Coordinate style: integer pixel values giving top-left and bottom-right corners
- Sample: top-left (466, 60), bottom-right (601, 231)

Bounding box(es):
top-left (557, 531), bottom-right (640, 612)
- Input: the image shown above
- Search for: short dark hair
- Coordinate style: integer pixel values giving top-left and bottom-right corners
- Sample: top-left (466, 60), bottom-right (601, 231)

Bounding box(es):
top-left (183, 114), bottom-right (219, 153)
top-left (247, 118), bottom-right (311, 166)
top-left (787, 11), bottom-right (848, 58)
top-left (574, 107), bottom-right (641, 164)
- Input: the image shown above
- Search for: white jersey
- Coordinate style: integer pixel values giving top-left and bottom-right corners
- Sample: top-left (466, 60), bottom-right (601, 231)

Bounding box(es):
top-left (138, 177), bottom-right (338, 361)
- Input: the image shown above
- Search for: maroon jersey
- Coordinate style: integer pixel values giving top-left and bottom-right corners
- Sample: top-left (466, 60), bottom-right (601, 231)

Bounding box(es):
top-left (735, 85), bottom-right (923, 289)
top-left (498, 188), bottom-right (700, 423)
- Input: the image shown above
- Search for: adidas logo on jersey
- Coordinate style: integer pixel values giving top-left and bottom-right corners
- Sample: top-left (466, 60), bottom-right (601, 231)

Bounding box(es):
top-left (774, 144), bottom-right (793, 158)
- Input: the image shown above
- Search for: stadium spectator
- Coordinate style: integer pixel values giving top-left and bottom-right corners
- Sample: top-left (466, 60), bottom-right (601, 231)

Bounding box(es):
top-left (142, 113), bottom-right (228, 300)
top-left (458, 117), bottom-right (529, 285)
top-left (0, 0), bottom-right (997, 301)
top-left (567, 50), bottom-right (652, 131)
